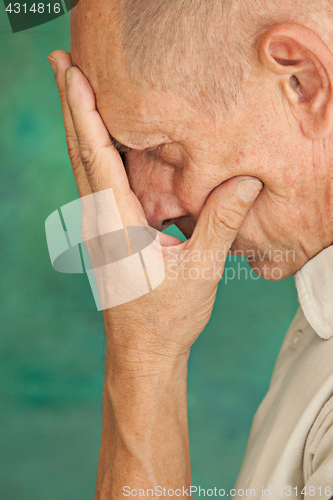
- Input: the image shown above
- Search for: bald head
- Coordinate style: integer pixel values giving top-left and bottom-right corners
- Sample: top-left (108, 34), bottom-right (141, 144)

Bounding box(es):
top-left (70, 0), bottom-right (333, 114)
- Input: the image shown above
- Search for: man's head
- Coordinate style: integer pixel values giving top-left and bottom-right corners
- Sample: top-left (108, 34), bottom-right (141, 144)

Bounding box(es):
top-left (70, 0), bottom-right (333, 279)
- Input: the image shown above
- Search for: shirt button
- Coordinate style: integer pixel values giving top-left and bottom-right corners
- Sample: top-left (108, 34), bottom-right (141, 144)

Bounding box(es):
top-left (290, 329), bottom-right (304, 350)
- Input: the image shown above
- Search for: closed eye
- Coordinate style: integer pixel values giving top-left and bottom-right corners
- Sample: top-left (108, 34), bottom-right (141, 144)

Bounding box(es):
top-left (111, 135), bottom-right (164, 156)
top-left (110, 136), bottom-right (131, 154)
top-left (146, 144), bottom-right (164, 157)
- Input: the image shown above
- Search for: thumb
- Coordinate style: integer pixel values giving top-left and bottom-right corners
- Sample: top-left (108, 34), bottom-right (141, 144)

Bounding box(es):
top-left (187, 176), bottom-right (263, 271)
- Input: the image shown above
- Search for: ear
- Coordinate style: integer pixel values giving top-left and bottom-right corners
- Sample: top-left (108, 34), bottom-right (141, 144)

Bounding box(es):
top-left (258, 23), bottom-right (333, 140)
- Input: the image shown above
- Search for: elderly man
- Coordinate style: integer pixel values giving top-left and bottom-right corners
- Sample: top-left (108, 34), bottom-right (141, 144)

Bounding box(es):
top-left (47, 0), bottom-right (333, 498)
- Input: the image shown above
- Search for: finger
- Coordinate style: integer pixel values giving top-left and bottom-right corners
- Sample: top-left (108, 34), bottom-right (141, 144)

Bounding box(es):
top-left (187, 176), bottom-right (263, 278)
top-left (65, 66), bottom-right (132, 197)
top-left (48, 50), bottom-right (92, 198)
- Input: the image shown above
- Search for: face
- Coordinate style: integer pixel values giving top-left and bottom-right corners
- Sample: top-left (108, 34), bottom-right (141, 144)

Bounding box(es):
top-left (70, 1), bottom-right (332, 280)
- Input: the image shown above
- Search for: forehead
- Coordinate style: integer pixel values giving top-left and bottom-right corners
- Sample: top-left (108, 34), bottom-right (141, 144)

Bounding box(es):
top-left (69, 0), bottom-right (250, 155)
top-left (70, 0), bottom-right (124, 94)
top-left (70, 0), bottom-right (213, 147)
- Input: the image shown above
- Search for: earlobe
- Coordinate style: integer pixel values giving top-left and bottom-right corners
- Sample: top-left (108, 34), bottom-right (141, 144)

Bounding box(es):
top-left (258, 23), bottom-right (333, 140)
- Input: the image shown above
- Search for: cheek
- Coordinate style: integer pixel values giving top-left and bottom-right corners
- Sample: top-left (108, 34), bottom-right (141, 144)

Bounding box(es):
top-left (238, 186), bottom-right (303, 253)
top-left (172, 170), bottom-right (220, 217)
top-left (125, 152), bottom-right (222, 219)
top-left (125, 151), bottom-right (174, 197)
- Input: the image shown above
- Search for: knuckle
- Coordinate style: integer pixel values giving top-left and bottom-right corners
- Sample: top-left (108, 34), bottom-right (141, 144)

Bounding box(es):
top-left (78, 144), bottom-right (98, 173)
top-left (58, 88), bottom-right (67, 102)
top-left (66, 138), bottom-right (81, 166)
top-left (210, 205), bottom-right (245, 233)
top-left (65, 132), bottom-right (77, 147)
top-left (59, 89), bottom-right (70, 110)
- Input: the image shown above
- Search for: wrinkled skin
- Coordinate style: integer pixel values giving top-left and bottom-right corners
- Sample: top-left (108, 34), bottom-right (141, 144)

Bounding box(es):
top-left (68, 0), bottom-right (333, 280)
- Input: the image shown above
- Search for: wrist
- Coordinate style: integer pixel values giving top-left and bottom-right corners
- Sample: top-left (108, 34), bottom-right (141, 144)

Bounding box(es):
top-left (103, 308), bottom-right (192, 365)
top-left (104, 340), bottom-right (190, 387)
top-left (103, 343), bottom-right (190, 447)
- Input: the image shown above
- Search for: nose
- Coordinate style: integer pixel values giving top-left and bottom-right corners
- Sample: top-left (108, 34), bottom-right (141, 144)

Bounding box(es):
top-left (139, 191), bottom-right (191, 231)
top-left (125, 151), bottom-right (192, 232)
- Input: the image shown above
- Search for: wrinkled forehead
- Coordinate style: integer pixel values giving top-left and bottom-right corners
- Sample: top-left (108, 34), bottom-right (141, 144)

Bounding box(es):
top-left (69, 0), bottom-right (206, 140)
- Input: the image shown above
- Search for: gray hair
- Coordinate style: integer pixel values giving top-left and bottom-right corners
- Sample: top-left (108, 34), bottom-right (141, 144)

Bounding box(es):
top-left (119, 0), bottom-right (249, 114)
top-left (118, 0), bottom-right (333, 115)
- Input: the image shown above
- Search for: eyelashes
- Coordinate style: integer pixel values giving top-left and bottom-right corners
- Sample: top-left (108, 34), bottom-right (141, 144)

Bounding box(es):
top-left (111, 135), bottom-right (164, 156)
top-left (111, 137), bottom-right (131, 154)
top-left (146, 144), bottom-right (163, 157)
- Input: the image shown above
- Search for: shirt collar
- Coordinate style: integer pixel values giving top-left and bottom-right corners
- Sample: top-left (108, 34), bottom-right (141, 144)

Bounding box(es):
top-left (295, 245), bottom-right (333, 340)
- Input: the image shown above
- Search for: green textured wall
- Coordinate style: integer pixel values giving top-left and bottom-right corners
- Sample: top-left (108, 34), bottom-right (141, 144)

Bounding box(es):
top-left (0, 9), bottom-right (299, 499)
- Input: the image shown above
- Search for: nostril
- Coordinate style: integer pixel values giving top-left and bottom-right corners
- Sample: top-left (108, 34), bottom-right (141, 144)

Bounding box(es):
top-left (161, 219), bottom-right (173, 229)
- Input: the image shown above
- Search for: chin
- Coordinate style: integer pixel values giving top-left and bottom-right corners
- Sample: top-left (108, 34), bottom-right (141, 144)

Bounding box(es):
top-left (245, 259), bottom-right (297, 281)
top-left (230, 236), bottom-right (303, 281)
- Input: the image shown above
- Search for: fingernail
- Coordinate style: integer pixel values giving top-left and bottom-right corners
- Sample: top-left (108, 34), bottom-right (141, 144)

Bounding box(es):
top-left (47, 55), bottom-right (58, 75)
top-left (65, 68), bottom-right (71, 90)
top-left (237, 179), bottom-right (263, 202)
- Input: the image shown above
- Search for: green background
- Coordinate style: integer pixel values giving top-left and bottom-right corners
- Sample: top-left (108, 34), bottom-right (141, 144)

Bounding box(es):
top-left (0, 8), bottom-right (299, 499)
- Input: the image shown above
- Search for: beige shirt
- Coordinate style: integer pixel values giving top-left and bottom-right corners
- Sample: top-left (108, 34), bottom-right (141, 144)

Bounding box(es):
top-left (235, 246), bottom-right (333, 499)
